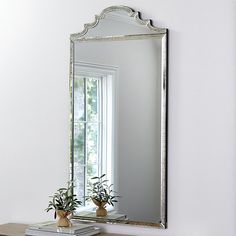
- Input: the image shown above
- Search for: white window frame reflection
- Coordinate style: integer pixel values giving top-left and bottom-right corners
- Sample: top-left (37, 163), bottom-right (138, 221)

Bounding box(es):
top-left (74, 62), bottom-right (117, 212)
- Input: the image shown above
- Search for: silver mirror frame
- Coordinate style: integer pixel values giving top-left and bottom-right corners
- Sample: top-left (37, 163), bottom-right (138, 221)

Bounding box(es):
top-left (69, 5), bottom-right (168, 229)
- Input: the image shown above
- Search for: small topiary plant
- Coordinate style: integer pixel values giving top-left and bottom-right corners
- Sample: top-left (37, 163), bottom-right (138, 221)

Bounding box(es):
top-left (86, 174), bottom-right (119, 217)
top-left (45, 182), bottom-right (82, 226)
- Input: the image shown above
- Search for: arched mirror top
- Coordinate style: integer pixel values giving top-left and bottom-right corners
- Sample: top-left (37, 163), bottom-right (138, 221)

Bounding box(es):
top-left (70, 6), bottom-right (167, 42)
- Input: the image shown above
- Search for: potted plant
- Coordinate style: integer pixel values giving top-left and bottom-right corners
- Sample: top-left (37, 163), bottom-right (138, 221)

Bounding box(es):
top-left (86, 174), bottom-right (119, 217)
top-left (45, 182), bottom-right (82, 227)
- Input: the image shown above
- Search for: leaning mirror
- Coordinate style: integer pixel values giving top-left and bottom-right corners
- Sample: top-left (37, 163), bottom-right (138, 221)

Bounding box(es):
top-left (70, 6), bottom-right (168, 228)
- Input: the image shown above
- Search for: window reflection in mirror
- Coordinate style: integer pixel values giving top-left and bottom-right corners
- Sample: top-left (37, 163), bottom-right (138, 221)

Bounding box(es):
top-left (73, 63), bottom-right (117, 213)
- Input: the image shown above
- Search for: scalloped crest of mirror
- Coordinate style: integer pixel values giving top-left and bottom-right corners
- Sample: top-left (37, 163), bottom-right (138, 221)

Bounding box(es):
top-left (69, 5), bottom-right (168, 228)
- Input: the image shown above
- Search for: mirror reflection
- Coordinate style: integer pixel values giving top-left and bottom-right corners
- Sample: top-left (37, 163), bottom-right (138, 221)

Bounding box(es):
top-left (70, 6), bottom-right (168, 228)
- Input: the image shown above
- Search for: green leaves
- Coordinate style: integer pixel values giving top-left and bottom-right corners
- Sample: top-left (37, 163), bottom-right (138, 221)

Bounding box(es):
top-left (100, 173), bottom-right (106, 178)
top-left (86, 174), bottom-right (120, 206)
top-left (45, 182), bottom-right (82, 217)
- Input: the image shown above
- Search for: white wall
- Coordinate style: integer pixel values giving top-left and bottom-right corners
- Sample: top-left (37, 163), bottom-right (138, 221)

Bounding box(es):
top-left (0, 0), bottom-right (235, 236)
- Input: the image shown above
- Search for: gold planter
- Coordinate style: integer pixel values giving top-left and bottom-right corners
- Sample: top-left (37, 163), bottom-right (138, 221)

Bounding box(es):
top-left (92, 198), bottom-right (107, 217)
top-left (56, 210), bottom-right (71, 227)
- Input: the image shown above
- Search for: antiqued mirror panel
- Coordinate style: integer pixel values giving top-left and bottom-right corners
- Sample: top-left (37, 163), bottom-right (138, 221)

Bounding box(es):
top-left (70, 6), bottom-right (168, 228)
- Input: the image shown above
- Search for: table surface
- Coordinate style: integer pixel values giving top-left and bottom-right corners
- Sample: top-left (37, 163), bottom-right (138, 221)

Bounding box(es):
top-left (0, 223), bottom-right (129, 236)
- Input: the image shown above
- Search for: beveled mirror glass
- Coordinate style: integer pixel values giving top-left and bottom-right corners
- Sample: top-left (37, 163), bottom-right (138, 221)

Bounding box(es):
top-left (70, 6), bottom-right (168, 228)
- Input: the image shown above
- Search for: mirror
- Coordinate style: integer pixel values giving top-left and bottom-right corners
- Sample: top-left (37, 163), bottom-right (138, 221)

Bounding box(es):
top-left (69, 6), bottom-right (168, 228)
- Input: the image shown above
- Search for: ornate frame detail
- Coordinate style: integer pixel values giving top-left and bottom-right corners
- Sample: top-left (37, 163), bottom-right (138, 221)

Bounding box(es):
top-left (70, 5), bottom-right (167, 41)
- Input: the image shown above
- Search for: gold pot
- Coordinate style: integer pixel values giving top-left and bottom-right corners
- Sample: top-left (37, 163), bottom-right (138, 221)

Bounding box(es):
top-left (92, 198), bottom-right (108, 217)
top-left (56, 210), bottom-right (71, 227)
